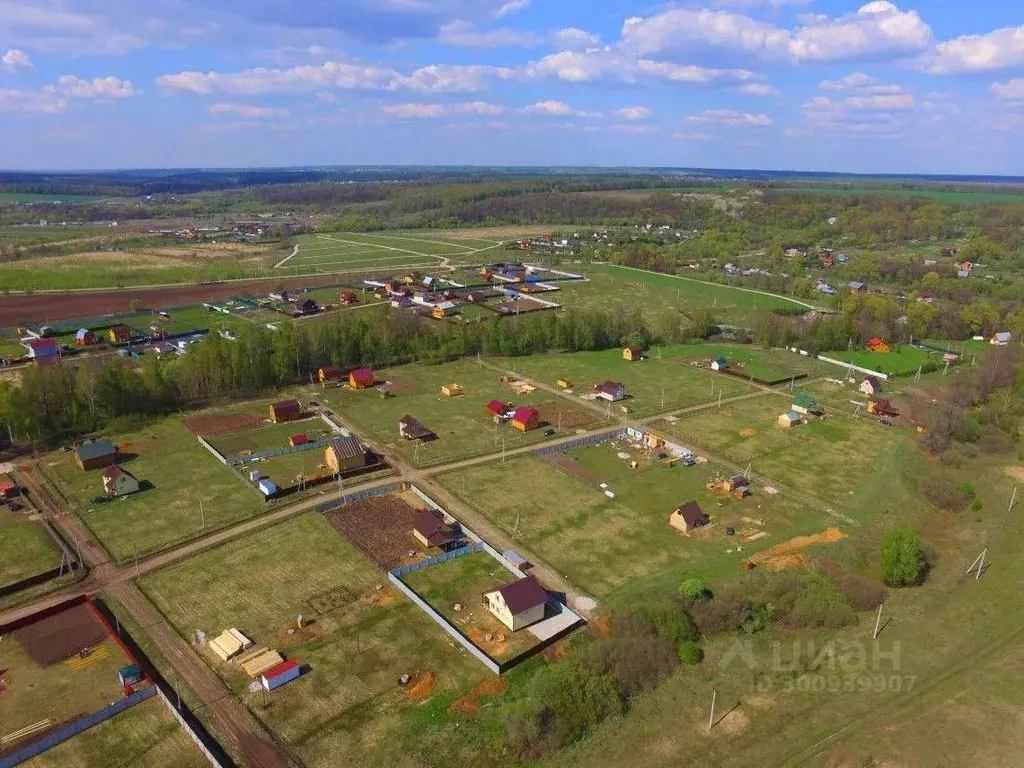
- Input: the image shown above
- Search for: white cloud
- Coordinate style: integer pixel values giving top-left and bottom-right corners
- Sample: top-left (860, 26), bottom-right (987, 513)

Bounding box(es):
top-left (819, 72), bottom-right (876, 90)
top-left (438, 20), bottom-right (542, 48)
top-left (609, 124), bottom-right (660, 134)
top-left (923, 25), bottom-right (1024, 74)
top-left (209, 102), bottom-right (288, 118)
top-left (49, 75), bottom-right (139, 99)
top-left (156, 61), bottom-right (512, 95)
top-left (550, 27), bottom-right (601, 49)
top-left (737, 83), bottom-right (781, 97)
top-left (454, 100), bottom-right (505, 115)
top-left (524, 48), bottom-right (754, 85)
top-left (615, 105), bottom-right (652, 120)
top-left (671, 131), bottom-right (714, 141)
top-left (844, 92), bottom-right (914, 110)
top-left (991, 79), bottom-right (1024, 101)
top-left (381, 103), bottom-right (447, 118)
top-left (715, 0), bottom-right (812, 7)
top-left (618, 2), bottom-right (932, 63)
top-left (0, 88), bottom-right (66, 114)
top-left (1, 48), bottom-right (31, 71)
top-left (523, 99), bottom-right (600, 117)
top-left (495, 0), bottom-right (529, 19)
top-left (686, 109), bottom-right (772, 126)
top-left (0, 2), bottom-right (145, 55)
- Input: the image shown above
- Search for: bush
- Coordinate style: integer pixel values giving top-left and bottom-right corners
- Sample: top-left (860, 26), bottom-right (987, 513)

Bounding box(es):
top-left (783, 573), bottom-right (856, 629)
top-left (919, 475), bottom-right (973, 512)
top-left (583, 616), bottom-right (678, 699)
top-left (979, 431), bottom-right (1015, 454)
top-left (678, 641), bottom-right (704, 665)
top-left (821, 562), bottom-right (887, 612)
top-left (881, 526), bottom-right (924, 587)
top-left (679, 578), bottom-right (706, 601)
top-left (680, 584), bottom-right (752, 635)
top-left (627, 599), bottom-right (698, 646)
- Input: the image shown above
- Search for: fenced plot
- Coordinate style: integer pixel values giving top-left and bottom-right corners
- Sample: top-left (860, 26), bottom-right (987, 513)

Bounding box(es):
top-left (322, 491), bottom-right (427, 571)
top-left (183, 413), bottom-right (263, 438)
top-left (0, 510), bottom-right (64, 592)
top-left (11, 602), bottom-right (110, 666)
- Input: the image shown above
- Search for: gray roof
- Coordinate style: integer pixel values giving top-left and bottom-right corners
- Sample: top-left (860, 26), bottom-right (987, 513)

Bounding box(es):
top-left (327, 436), bottom-right (364, 461)
top-left (76, 439), bottom-right (116, 462)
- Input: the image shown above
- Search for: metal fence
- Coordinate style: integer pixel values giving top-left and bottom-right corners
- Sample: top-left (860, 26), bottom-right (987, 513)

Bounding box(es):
top-left (533, 429), bottom-right (626, 457)
top-left (155, 687), bottom-right (227, 768)
top-left (225, 437), bottom-right (335, 466)
top-left (314, 482), bottom-right (402, 514)
top-left (196, 435), bottom-right (228, 465)
top-left (390, 541), bottom-right (484, 578)
top-left (0, 688), bottom-right (157, 768)
top-left (816, 354), bottom-right (889, 380)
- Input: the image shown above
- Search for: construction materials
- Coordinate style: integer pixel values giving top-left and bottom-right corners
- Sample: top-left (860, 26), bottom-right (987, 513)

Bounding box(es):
top-left (240, 649), bottom-right (284, 678)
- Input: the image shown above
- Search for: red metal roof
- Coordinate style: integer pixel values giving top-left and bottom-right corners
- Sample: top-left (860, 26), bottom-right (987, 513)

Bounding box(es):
top-left (486, 400), bottom-right (507, 415)
top-left (511, 406), bottom-right (538, 424)
top-left (495, 577), bottom-right (547, 614)
top-left (262, 659), bottom-right (300, 680)
top-left (290, 434), bottom-right (309, 445)
top-left (29, 338), bottom-right (57, 349)
top-left (350, 368), bottom-right (374, 385)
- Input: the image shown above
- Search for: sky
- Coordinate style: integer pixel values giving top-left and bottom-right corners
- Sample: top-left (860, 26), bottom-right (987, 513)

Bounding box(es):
top-left (2, 1), bottom-right (1024, 174)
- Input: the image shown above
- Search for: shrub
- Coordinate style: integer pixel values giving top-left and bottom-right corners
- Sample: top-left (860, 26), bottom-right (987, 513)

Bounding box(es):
top-left (821, 562), bottom-right (887, 612)
top-left (881, 527), bottom-right (924, 587)
top-left (680, 584), bottom-right (752, 635)
top-left (583, 616), bottom-right (678, 699)
top-left (979, 432), bottom-right (1015, 454)
top-left (783, 573), bottom-right (856, 629)
top-left (627, 599), bottom-right (698, 646)
top-left (679, 578), bottom-right (706, 601)
top-left (919, 475), bottom-right (973, 512)
top-left (678, 641), bottom-right (704, 665)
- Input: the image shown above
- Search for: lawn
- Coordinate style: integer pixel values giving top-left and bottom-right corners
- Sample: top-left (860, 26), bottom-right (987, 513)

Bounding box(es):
top-left (827, 345), bottom-right (937, 377)
top-left (783, 186), bottom-right (1024, 204)
top-left (494, 346), bottom-right (752, 417)
top-left (402, 549), bottom-right (542, 661)
top-left (0, 636), bottom-right (130, 751)
top-left (437, 440), bottom-right (823, 598)
top-left (210, 418), bottom-right (333, 459)
top-left (39, 415), bottom-right (266, 563)
top-left (0, 192), bottom-right (104, 203)
top-left (0, 510), bottom-right (62, 588)
top-left (131, 306), bottom-right (256, 337)
top-left (138, 514), bottom-right (487, 767)
top-left (23, 696), bottom-right (208, 768)
top-left (278, 233), bottom-right (476, 274)
top-left (313, 359), bottom-right (596, 467)
top-left (556, 264), bottom-right (816, 326)
top-left (661, 342), bottom-right (825, 382)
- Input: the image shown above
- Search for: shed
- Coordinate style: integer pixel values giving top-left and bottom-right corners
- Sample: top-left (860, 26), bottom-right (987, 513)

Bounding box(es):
top-left (859, 376), bottom-right (883, 396)
top-left (288, 434), bottom-right (309, 447)
top-left (595, 381), bottom-right (626, 402)
top-left (349, 368), bottom-right (375, 389)
top-left (484, 577), bottom-right (547, 632)
top-left (412, 508), bottom-right (459, 550)
top-left (257, 479), bottom-right (279, 498)
top-left (867, 397), bottom-right (899, 417)
top-left (75, 328), bottom-right (96, 346)
top-left (503, 550), bottom-right (533, 571)
top-left (118, 665), bottom-right (143, 686)
top-left (75, 439), bottom-right (118, 471)
top-left (27, 338), bottom-right (59, 359)
top-left (669, 501), bottom-right (709, 533)
top-left (990, 331), bottom-right (1012, 346)
top-left (398, 415), bottom-right (434, 441)
top-left (441, 383), bottom-right (465, 397)
top-left (296, 299), bottom-right (319, 315)
top-left (486, 400), bottom-right (508, 417)
top-left (711, 358), bottom-right (728, 371)
top-left (510, 406), bottom-right (539, 432)
top-left (778, 411), bottom-right (801, 428)
top-left (108, 325), bottom-right (132, 344)
top-left (623, 346), bottom-right (643, 362)
top-left (865, 337), bottom-right (890, 353)
top-left (261, 660), bottom-right (301, 692)
top-left (792, 393), bottom-right (824, 417)
top-left (339, 290), bottom-right (358, 305)
top-left (848, 281), bottom-right (868, 294)
top-left (318, 365), bottom-right (347, 383)
top-left (102, 466), bottom-right (140, 497)
top-left (269, 399), bottom-right (301, 423)
top-left (0, 474), bottom-right (18, 499)
top-left (324, 436), bottom-right (367, 474)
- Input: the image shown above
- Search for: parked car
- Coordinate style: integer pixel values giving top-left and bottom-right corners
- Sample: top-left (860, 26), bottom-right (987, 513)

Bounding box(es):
top-left (543, 428), bottom-right (556, 436)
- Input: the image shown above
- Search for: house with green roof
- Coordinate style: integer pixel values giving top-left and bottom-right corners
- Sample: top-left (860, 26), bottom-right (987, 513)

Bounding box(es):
top-left (792, 393), bottom-right (824, 417)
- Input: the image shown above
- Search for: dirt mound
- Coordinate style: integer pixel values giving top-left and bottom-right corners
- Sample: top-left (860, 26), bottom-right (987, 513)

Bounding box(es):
top-left (765, 554), bottom-right (805, 571)
top-left (1004, 466), bottom-right (1024, 482)
top-left (591, 614), bottom-right (614, 638)
top-left (405, 671), bottom-right (437, 700)
top-left (750, 528), bottom-right (845, 567)
top-left (467, 626), bottom-right (508, 656)
top-left (448, 678), bottom-right (508, 716)
top-left (740, 427), bottom-right (757, 437)
top-left (183, 413), bottom-right (263, 437)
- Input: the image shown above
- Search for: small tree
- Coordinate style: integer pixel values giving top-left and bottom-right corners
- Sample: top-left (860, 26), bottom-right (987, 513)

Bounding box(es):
top-left (679, 578), bottom-right (706, 601)
top-left (678, 641), bottom-right (704, 665)
top-left (881, 527), bottom-right (923, 587)
top-left (129, 298), bottom-right (144, 314)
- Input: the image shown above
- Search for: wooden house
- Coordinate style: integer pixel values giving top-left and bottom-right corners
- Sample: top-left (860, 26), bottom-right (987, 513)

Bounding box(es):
top-left (318, 365), bottom-right (347, 384)
top-left (484, 577), bottom-right (547, 632)
top-left (269, 399), bottom-right (301, 423)
top-left (349, 368), bottom-right (375, 389)
top-left (75, 328), bottom-right (96, 346)
top-left (102, 466), bottom-right (140, 497)
top-left (669, 501), bottom-right (708, 533)
top-left (867, 397), bottom-right (899, 417)
top-left (792, 393), bottom-right (824, 417)
top-left (75, 439), bottom-right (118, 471)
top-left (324, 437), bottom-right (367, 474)
top-left (778, 411), bottom-right (801, 428)
top-left (623, 346), bottom-right (644, 362)
top-left (398, 415), bottom-right (434, 441)
top-left (865, 337), bottom-right (890, 353)
top-left (411, 508), bottom-right (459, 551)
top-left (859, 376), bottom-right (883, 396)
top-left (510, 406), bottom-right (539, 432)
top-left (440, 383), bottom-right (464, 397)
top-left (108, 325), bottom-right (132, 344)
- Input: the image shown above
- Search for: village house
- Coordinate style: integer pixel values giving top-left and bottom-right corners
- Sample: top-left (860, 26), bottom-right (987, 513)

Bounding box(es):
top-left (269, 399), bottom-right (302, 423)
top-left (75, 328), bottom-right (96, 346)
top-left (917, 291), bottom-right (936, 304)
top-left (778, 411), bottom-right (802, 428)
top-left (0, 474), bottom-right (20, 499)
top-left (411, 508), bottom-right (460, 551)
top-left (349, 368), bottom-right (375, 389)
top-left (623, 346), bottom-right (644, 362)
top-left (324, 436), bottom-right (368, 474)
top-left (859, 376), bottom-right (883, 396)
top-left (108, 325), bottom-right (132, 344)
top-left (102, 466), bottom-right (140, 497)
top-left (990, 332), bottom-right (1012, 346)
top-left (669, 501), bottom-right (709, 533)
top-left (339, 290), bottom-right (358, 305)
top-left (487, 400), bottom-right (510, 418)
top-left (318, 365), bottom-right (347, 384)
top-left (848, 281), bottom-right (868, 295)
top-left (75, 439), bottom-right (118, 471)
top-left (26, 338), bottom-right (59, 359)
top-left (398, 415), bottom-right (435, 441)
top-left (711, 358), bottom-right (728, 371)
top-left (867, 397), bottom-right (899, 417)
top-left (595, 381), bottom-right (626, 402)
top-left (865, 337), bottom-right (890, 353)
top-left (792, 393), bottom-right (824, 417)
top-left (484, 576), bottom-right (548, 632)
top-left (510, 406), bottom-right (539, 432)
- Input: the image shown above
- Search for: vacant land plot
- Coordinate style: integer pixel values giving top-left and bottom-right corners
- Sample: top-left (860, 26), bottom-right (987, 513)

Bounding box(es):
top-left (40, 415), bottom-right (265, 562)
top-left (438, 440), bottom-right (820, 597)
top-left (402, 550), bottom-right (542, 661)
top-left (828, 346), bottom-right (936, 377)
top-left (315, 359), bottom-right (590, 467)
top-left (665, 343), bottom-right (825, 383)
top-left (132, 306), bottom-right (255, 337)
top-left (139, 514), bottom-right (486, 767)
top-left (496, 346), bottom-right (751, 417)
top-left (557, 264), bottom-right (816, 326)
top-left (0, 511), bottom-right (62, 589)
top-left (278, 232), bottom-right (503, 274)
top-left (23, 696), bottom-right (208, 768)
top-left (323, 491), bottom-right (426, 571)
top-left (210, 419), bottom-right (331, 458)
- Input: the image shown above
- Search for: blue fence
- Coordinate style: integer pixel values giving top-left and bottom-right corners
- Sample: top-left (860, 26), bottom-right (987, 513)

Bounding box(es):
top-left (390, 542), bottom-right (483, 578)
top-left (315, 482), bottom-right (402, 514)
top-left (534, 429), bottom-right (626, 457)
top-left (0, 687), bottom-right (156, 768)
top-left (225, 437), bottom-right (335, 466)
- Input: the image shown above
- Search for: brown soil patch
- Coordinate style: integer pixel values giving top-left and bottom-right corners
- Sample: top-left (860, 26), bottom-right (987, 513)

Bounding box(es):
top-left (542, 641), bottom-right (568, 662)
top-left (535, 401), bottom-right (593, 430)
top-left (591, 614), bottom-right (614, 638)
top-left (405, 671), bottom-right (437, 700)
top-left (448, 678), bottom-right (508, 716)
top-left (710, 707), bottom-right (749, 735)
top-left (279, 623), bottom-right (325, 648)
top-left (324, 494), bottom-right (425, 571)
top-left (360, 589), bottom-right (397, 607)
top-left (541, 452), bottom-right (604, 484)
top-left (467, 625), bottom-right (509, 656)
top-left (11, 603), bottom-right (111, 666)
top-left (740, 427), bottom-right (757, 437)
top-left (765, 554), bottom-right (805, 571)
top-left (504, 298), bottom-right (547, 313)
top-left (388, 377), bottom-right (420, 396)
top-left (183, 413), bottom-right (263, 437)
top-left (749, 528), bottom-right (845, 566)
top-left (1004, 466), bottom-right (1024, 482)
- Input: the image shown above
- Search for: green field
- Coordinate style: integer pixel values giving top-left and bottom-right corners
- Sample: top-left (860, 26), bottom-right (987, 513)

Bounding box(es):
top-left (24, 696), bottom-right (208, 768)
top-left (494, 345), bottom-right (753, 417)
top-left (210, 418), bottom-right (332, 459)
top-left (278, 232), bottom-right (503, 274)
top-left (138, 514), bottom-right (487, 767)
top-left (828, 345), bottom-right (937, 376)
top-left (313, 359), bottom-right (597, 467)
top-left (130, 306), bottom-right (257, 337)
top-left (785, 186), bottom-right (1024, 204)
top-left (0, 510), bottom-right (62, 588)
top-left (437, 439), bottom-right (823, 598)
top-left (0, 193), bottom-right (104, 203)
top-left (40, 416), bottom-right (266, 562)
top-left (402, 550), bottom-right (542, 661)
top-left (0, 636), bottom-right (130, 751)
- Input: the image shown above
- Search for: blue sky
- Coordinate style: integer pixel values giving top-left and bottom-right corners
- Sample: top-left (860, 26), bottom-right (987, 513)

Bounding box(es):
top-left (2, 0), bottom-right (1024, 173)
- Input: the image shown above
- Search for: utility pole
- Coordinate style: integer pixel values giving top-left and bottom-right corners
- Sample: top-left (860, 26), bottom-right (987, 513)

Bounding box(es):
top-left (965, 547), bottom-right (988, 581)
top-left (708, 689), bottom-right (717, 732)
top-left (199, 498), bottom-right (205, 529)
top-left (873, 604), bottom-right (883, 638)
